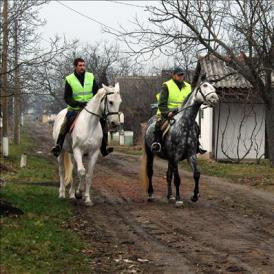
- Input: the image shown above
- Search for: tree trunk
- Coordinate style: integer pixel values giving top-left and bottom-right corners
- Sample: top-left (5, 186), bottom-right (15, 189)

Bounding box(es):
top-left (1, 0), bottom-right (8, 140)
top-left (14, 19), bottom-right (21, 144)
top-left (265, 93), bottom-right (274, 167)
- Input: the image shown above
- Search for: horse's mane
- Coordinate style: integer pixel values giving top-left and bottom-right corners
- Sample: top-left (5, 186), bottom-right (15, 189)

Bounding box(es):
top-left (181, 81), bottom-right (205, 107)
top-left (86, 88), bottom-right (107, 106)
top-left (181, 88), bottom-right (194, 106)
top-left (86, 85), bottom-right (119, 107)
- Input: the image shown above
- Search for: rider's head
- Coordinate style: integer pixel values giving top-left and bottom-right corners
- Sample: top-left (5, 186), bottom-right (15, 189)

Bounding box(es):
top-left (74, 58), bottom-right (86, 74)
top-left (172, 67), bottom-right (185, 83)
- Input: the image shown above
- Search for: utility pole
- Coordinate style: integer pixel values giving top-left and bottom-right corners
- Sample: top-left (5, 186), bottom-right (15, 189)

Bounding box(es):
top-left (14, 19), bottom-right (21, 144)
top-left (1, 0), bottom-right (9, 156)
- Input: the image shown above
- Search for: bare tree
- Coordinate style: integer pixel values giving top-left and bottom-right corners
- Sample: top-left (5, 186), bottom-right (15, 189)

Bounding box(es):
top-left (106, 0), bottom-right (274, 166)
top-left (0, 0), bottom-right (77, 150)
top-left (1, 0), bottom-right (8, 154)
top-left (28, 42), bottom-right (141, 115)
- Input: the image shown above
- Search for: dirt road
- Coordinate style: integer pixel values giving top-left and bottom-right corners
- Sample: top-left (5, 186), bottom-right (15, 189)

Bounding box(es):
top-left (31, 121), bottom-right (274, 273)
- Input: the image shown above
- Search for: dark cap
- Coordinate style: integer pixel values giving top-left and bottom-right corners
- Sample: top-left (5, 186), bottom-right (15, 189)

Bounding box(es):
top-left (173, 67), bottom-right (185, 75)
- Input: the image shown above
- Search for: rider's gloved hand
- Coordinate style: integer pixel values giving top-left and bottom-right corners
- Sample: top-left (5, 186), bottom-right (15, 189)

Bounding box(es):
top-left (168, 112), bottom-right (174, 118)
top-left (78, 102), bottom-right (87, 108)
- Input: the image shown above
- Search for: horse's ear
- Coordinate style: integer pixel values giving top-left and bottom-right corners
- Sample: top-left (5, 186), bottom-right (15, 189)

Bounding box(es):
top-left (201, 74), bottom-right (207, 81)
top-left (115, 82), bottom-right (120, 91)
top-left (102, 83), bottom-right (107, 90)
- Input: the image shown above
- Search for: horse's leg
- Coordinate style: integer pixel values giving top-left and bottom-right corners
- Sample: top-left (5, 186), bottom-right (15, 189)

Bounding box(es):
top-left (167, 160), bottom-right (175, 202)
top-left (73, 148), bottom-right (85, 199)
top-left (84, 150), bottom-right (100, 206)
top-left (69, 155), bottom-right (77, 199)
top-left (173, 161), bottom-right (183, 207)
top-left (147, 147), bottom-right (155, 201)
top-left (188, 155), bottom-right (200, 202)
top-left (58, 152), bottom-right (66, 198)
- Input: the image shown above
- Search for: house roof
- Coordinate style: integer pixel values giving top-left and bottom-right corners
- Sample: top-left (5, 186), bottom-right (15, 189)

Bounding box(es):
top-left (198, 54), bottom-right (253, 89)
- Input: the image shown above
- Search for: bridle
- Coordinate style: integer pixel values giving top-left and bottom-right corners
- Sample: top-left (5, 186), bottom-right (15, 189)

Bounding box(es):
top-left (84, 91), bottom-right (120, 120)
top-left (195, 81), bottom-right (216, 102)
top-left (171, 81), bottom-right (217, 117)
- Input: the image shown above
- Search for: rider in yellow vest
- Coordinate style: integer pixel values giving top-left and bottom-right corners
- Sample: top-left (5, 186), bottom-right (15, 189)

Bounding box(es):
top-left (151, 67), bottom-right (206, 154)
top-left (51, 58), bottom-right (113, 157)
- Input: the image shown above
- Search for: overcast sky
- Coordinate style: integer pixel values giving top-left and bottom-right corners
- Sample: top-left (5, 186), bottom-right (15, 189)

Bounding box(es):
top-left (39, 1), bottom-right (151, 45)
top-left (38, 1), bottom-right (172, 71)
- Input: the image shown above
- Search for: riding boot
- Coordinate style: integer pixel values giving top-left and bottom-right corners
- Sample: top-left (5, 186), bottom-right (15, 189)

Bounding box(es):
top-left (51, 117), bottom-right (70, 157)
top-left (195, 122), bottom-right (207, 154)
top-left (100, 119), bottom-right (113, 157)
top-left (151, 118), bottom-right (162, 152)
top-left (197, 140), bottom-right (207, 155)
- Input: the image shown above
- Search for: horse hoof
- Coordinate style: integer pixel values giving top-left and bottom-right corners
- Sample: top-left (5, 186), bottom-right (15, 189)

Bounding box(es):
top-left (191, 194), bottom-right (200, 203)
top-left (175, 200), bottom-right (184, 208)
top-left (85, 201), bottom-right (94, 207)
top-left (78, 168), bottom-right (86, 177)
top-left (75, 192), bottom-right (82, 200)
top-left (147, 195), bottom-right (155, 202)
top-left (59, 193), bottom-right (65, 199)
top-left (168, 197), bottom-right (176, 203)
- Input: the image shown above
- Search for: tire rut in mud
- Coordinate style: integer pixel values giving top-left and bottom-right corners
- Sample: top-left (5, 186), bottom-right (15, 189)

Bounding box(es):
top-left (28, 121), bottom-right (274, 273)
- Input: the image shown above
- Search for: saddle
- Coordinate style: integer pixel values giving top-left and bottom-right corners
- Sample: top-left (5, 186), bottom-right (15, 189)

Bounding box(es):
top-left (160, 118), bottom-right (175, 138)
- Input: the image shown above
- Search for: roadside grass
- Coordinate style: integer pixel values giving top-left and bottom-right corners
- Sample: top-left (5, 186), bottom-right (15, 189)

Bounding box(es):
top-left (114, 145), bottom-right (143, 156)
top-left (2, 129), bottom-right (56, 183)
top-left (0, 130), bottom-right (90, 273)
top-left (115, 144), bottom-right (273, 190)
top-left (181, 158), bottom-right (274, 189)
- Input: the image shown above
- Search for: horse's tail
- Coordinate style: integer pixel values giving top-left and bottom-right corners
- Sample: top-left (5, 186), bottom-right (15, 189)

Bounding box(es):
top-left (140, 142), bottom-right (149, 192)
top-left (64, 152), bottom-right (73, 186)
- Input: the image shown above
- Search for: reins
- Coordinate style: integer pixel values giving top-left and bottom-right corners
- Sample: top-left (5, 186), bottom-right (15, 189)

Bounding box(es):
top-left (174, 84), bottom-right (213, 116)
top-left (84, 91), bottom-right (120, 120)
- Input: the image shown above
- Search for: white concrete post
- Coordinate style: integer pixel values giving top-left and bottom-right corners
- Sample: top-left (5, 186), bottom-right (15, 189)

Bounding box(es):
top-left (20, 154), bottom-right (27, 168)
top-left (119, 112), bottom-right (125, 145)
top-left (2, 136), bottom-right (9, 157)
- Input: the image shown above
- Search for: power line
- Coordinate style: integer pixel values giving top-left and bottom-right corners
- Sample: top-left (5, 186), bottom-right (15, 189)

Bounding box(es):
top-left (105, 1), bottom-right (147, 9)
top-left (55, 0), bottom-right (120, 32)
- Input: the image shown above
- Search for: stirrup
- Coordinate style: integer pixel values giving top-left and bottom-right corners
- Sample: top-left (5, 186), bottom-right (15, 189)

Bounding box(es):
top-left (151, 142), bottom-right (161, 152)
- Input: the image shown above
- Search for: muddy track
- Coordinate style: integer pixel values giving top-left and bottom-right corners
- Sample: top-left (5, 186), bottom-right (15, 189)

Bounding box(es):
top-left (30, 121), bottom-right (274, 273)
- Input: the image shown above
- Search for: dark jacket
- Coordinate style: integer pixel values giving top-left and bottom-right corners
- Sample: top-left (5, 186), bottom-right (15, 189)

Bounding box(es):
top-left (158, 79), bottom-right (185, 117)
top-left (64, 71), bottom-right (99, 109)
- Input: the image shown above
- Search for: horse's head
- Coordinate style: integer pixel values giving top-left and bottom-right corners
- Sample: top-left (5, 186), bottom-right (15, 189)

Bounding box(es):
top-left (101, 83), bottom-right (122, 129)
top-left (195, 75), bottom-right (219, 106)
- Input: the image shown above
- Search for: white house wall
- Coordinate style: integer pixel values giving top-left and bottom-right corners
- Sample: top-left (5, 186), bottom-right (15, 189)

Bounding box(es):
top-left (213, 102), bottom-right (265, 160)
top-left (198, 107), bottom-right (213, 153)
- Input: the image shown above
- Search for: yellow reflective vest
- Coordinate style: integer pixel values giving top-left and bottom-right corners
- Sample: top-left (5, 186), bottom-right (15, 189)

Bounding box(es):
top-left (156, 79), bottom-right (192, 115)
top-left (66, 72), bottom-right (95, 110)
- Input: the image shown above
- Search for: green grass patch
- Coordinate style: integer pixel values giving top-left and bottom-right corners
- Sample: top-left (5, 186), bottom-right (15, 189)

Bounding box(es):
top-left (114, 145), bottom-right (143, 156)
top-left (0, 128), bottom-right (90, 273)
top-left (3, 154), bottom-right (57, 183)
top-left (1, 184), bottom-right (89, 274)
top-left (2, 129), bottom-right (57, 183)
top-left (181, 158), bottom-right (274, 188)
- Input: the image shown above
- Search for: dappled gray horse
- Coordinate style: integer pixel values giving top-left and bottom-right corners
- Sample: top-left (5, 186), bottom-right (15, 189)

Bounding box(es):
top-left (141, 77), bottom-right (219, 207)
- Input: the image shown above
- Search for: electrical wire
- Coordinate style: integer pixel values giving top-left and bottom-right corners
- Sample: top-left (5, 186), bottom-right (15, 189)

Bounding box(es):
top-left (55, 0), bottom-right (120, 32)
top-left (105, 1), bottom-right (147, 9)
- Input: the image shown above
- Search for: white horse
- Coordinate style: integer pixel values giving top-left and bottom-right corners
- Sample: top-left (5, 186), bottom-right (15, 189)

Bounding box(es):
top-left (52, 83), bottom-right (122, 206)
